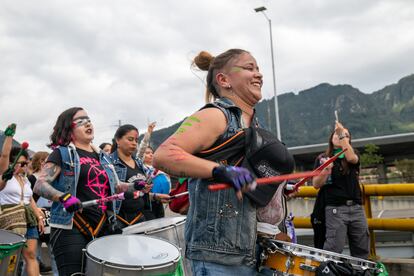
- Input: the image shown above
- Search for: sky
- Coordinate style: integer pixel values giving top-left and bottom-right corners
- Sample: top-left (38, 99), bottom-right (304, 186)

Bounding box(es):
top-left (1, 0), bottom-right (413, 152)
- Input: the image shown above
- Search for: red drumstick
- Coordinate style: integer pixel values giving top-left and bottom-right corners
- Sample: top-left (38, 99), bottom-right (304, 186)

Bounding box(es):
top-left (208, 170), bottom-right (327, 191)
top-left (290, 148), bottom-right (348, 191)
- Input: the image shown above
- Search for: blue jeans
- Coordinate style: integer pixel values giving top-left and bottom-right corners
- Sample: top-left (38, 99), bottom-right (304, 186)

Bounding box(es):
top-left (25, 226), bottom-right (39, 239)
top-left (191, 259), bottom-right (258, 276)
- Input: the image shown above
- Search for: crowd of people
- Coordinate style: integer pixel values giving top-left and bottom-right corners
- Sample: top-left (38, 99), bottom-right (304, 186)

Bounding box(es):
top-left (0, 48), bottom-right (370, 276)
top-left (0, 117), bottom-right (171, 276)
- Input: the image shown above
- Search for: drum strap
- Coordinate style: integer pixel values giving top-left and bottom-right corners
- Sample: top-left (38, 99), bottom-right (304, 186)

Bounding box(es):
top-left (73, 213), bottom-right (107, 238)
top-left (116, 212), bottom-right (144, 226)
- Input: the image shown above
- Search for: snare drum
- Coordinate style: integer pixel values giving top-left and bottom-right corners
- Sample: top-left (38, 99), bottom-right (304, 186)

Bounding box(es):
top-left (0, 229), bottom-right (26, 276)
top-left (122, 216), bottom-right (191, 275)
top-left (85, 235), bottom-right (184, 275)
top-left (262, 239), bottom-right (377, 275)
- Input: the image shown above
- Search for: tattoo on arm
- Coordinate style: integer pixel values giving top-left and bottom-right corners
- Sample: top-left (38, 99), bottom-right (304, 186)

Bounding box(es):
top-left (34, 163), bottom-right (64, 202)
top-left (158, 165), bottom-right (188, 178)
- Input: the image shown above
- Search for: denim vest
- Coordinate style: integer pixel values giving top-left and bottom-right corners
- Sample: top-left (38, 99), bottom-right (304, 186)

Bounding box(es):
top-left (49, 144), bottom-right (118, 229)
top-left (109, 151), bottom-right (148, 182)
top-left (109, 151), bottom-right (149, 209)
top-left (185, 98), bottom-right (258, 266)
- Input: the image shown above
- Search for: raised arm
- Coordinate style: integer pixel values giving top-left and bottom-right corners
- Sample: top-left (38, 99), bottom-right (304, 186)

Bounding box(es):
top-left (153, 108), bottom-right (227, 178)
top-left (335, 122), bottom-right (358, 164)
top-left (33, 162), bottom-right (64, 202)
top-left (137, 122), bottom-right (156, 159)
top-left (0, 124), bottom-right (16, 174)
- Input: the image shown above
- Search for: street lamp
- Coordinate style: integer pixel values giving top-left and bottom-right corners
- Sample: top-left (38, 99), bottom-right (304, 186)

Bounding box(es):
top-left (254, 6), bottom-right (281, 141)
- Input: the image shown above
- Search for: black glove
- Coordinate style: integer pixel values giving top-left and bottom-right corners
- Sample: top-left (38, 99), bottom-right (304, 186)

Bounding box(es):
top-left (1, 167), bottom-right (14, 181)
top-left (212, 165), bottom-right (255, 191)
top-left (59, 193), bottom-right (82, 213)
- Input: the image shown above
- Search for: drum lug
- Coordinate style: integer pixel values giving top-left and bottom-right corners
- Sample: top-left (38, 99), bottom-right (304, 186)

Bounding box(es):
top-left (299, 263), bottom-right (317, 272)
top-left (260, 251), bottom-right (268, 262)
top-left (285, 257), bottom-right (294, 271)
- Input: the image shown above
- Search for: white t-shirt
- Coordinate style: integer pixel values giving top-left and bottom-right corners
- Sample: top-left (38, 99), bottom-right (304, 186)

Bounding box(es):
top-left (0, 176), bottom-right (33, 205)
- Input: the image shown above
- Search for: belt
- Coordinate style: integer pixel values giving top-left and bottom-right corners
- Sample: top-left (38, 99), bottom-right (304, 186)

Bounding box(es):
top-left (345, 200), bottom-right (358, 206)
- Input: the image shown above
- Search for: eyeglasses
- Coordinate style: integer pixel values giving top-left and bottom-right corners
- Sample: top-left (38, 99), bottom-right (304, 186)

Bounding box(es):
top-left (72, 116), bottom-right (91, 128)
top-left (17, 161), bottom-right (28, 167)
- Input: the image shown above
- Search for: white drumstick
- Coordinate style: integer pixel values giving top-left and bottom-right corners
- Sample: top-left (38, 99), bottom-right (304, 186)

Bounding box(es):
top-left (169, 191), bottom-right (189, 199)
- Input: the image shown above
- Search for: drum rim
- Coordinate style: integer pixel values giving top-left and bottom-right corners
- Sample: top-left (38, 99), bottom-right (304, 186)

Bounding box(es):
top-left (85, 250), bottom-right (181, 271)
top-left (0, 229), bottom-right (27, 246)
top-left (267, 239), bottom-right (377, 269)
top-left (122, 216), bottom-right (186, 235)
top-left (85, 235), bottom-right (181, 269)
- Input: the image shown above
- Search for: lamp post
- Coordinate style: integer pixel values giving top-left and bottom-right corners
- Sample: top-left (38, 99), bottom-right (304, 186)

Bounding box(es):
top-left (254, 6), bottom-right (281, 141)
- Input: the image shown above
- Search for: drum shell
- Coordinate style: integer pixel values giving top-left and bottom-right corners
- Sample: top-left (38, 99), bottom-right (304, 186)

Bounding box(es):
top-left (122, 217), bottom-right (191, 275)
top-left (0, 230), bottom-right (26, 276)
top-left (85, 235), bottom-right (183, 276)
top-left (262, 239), bottom-right (378, 275)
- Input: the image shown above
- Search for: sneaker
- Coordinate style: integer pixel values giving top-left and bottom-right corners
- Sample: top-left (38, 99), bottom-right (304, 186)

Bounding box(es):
top-left (39, 262), bottom-right (52, 273)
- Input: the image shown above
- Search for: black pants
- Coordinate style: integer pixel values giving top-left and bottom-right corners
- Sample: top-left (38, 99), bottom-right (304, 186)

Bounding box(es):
top-left (50, 227), bottom-right (90, 276)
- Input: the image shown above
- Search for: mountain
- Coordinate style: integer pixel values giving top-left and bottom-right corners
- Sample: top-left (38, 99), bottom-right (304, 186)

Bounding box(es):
top-left (1, 75), bottom-right (413, 150)
top-left (147, 74), bottom-right (414, 148)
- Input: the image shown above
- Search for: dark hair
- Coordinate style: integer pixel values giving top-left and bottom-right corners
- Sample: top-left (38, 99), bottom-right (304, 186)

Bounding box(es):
top-left (111, 124), bottom-right (138, 153)
top-left (325, 129), bottom-right (353, 174)
top-left (99, 142), bottom-right (111, 150)
top-left (193, 49), bottom-right (249, 103)
top-left (48, 107), bottom-right (83, 148)
top-left (31, 151), bottom-right (49, 173)
top-left (9, 147), bottom-right (29, 163)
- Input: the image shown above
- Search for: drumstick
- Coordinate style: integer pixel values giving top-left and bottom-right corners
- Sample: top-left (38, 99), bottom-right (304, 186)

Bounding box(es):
top-left (288, 148), bottom-right (348, 192)
top-left (208, 170), bottom-right (327, 191)
top-left (76, 191), bottom-right (141, 209)
top-left (169, 191), bottom-right (189, 199)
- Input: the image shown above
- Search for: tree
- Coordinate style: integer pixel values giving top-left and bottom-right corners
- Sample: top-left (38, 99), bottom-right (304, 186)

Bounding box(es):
top-left (360, 144), bottom-right (384, 168)
top-left (395, 159), bottom-right (414, 183)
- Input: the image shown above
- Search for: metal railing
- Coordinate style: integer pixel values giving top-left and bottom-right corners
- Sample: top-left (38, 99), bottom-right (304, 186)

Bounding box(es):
top-left (292, 183), bottom-right (414, 258)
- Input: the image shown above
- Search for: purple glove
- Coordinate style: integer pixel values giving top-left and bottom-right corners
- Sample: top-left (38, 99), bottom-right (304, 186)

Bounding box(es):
top-left (212, 165), bottom-right (255, 191)
top-left (59, 193), bottom-right (82, 213)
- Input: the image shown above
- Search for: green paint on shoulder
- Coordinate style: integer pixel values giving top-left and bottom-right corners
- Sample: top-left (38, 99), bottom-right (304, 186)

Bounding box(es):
top-left (188, 116), bottom-right (201, 123)
top-left (182, 122), bottom-right (192, 127)
top-left (175, 127), bottom-right (186, 134)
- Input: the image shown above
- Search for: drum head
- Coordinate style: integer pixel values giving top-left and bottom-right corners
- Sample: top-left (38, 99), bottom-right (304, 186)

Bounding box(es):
top-left (122, 216), bottom-right (186, 235)
top-left (86, 235), bottom-right (181, 268)
top-left (0, 229), bottom-right (26, 245)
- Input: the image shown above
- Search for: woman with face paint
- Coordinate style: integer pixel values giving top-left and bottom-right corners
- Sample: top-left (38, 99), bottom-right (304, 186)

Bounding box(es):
top-left (153, 49), bottom-right (265, 275)
top-left (34, 107), bottom-right (119, 276)
top-left (312, 121), bottom-right (370, 259)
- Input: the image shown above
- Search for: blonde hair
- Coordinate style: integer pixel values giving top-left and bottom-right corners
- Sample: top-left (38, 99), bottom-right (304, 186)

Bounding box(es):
top-left (193, 49), bottom-right (249, 103)
top-left (31, 151), bottom-right (49, 173)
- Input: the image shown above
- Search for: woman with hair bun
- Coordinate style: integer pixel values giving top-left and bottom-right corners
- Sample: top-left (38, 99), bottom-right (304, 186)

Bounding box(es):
top-left (153, 49), bottom-right (264, 275)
